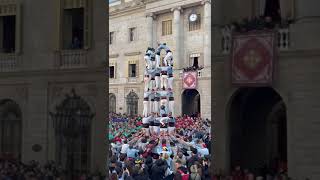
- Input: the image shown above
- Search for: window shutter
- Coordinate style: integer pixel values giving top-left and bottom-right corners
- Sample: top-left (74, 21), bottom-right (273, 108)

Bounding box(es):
top-left (15, 2), bottom-right (22, 54)
top-left (83, 0), bottom-right (92, 49)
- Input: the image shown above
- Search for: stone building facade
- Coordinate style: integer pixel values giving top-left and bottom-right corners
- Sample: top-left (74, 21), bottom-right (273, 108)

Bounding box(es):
top-left (109, 0), bottom-right (211, 120)
top-left (0, 0), bottom-right (106, 174)
top-left (212, 0), bottom-right (320, 179)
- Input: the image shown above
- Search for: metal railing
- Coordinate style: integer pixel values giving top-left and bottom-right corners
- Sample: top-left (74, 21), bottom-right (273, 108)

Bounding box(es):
top-left (0, 53), bottom-right (20, 72)
top-left (55, 50), bottom-right (88, 69)
top-left (221, 27), bottom-right (290, 54)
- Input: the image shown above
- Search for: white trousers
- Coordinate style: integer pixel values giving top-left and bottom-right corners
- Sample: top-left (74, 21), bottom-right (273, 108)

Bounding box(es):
top-left (153, 101), bottom-right (159, 113)
top-left (143, 101), bottom-right (149, 117)
top-left (149, 101), bottom-right (154, 114)
top-left (156, 54), bottom-right (160, 68)
top-left (150, 79), bottom-right (155, 90)
top-left (150, 60), bottom-right (156, 69)
top-left (161, 75), bottom-right (168, 90)
top-left (149, 125), bottom-right (154, 134)
top-left (167, 77), bottom-right (173, 90)
top-left (169, 100), bottom-right (174, 116)
top-left (155, 76), bottom-right (161, 90)
top-left (164, 52), bottom-right (173, 66)
top-left (160, 128), bottom-right (167, 133)
top-left (153, 126), bottom-right (160, 134)
top-left (144, 77), bottom-right (150, 91)
top-left (144, 55), bottom-right (152, 69)
top-left (144, 128), bottom-right (150, 136)
top-left (168, 127), bottom-right (175, 134)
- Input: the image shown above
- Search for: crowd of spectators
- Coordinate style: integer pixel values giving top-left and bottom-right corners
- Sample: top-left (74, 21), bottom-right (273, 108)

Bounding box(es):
top-left (108, 113), bottom-right (212, 180)
top-left (0, 159), bottom-right (105, 180)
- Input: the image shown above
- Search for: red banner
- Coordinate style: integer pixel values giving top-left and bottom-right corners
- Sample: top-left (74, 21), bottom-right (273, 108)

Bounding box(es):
top-left (183, 71), bottom-right (197, 89)
top-left (231, 31), bottom-right (277, 86)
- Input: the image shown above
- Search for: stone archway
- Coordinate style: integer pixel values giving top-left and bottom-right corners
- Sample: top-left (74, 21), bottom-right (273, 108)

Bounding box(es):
top-left (126, 91), bottom-right (138, 117)
top-left (109, 93), bottom-right (116, 113)
top-left (0, 99), bottom-right (22, 160)
top-left (50, 89), bottom-right (94, 178)
top-left (228, 87), bottom-right (287, 174)
top-left (182, 89), bottom-right (201, 117)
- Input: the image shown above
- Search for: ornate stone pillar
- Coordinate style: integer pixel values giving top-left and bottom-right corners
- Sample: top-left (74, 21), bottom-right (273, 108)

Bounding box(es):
top-left (146, 13), bottom-right (155, 48)
top-left (202, 0), bottom-right (211, 70)
top-left (171, 6), bottom-right (182, 69)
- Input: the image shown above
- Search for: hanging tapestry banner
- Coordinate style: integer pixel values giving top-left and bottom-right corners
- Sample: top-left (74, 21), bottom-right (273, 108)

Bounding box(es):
top-left (231, 31), bottom-right (277, 86)
top-left (183, 71), bottom-right (198, 89)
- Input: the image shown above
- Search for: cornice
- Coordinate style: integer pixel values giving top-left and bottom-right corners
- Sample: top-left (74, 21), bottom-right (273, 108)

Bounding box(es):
top-left (212, 49), bottom-right (320, 62)
top-left (124, 51), bottom-right (142, 56)
top-left (201, 0), bottom-right (211, 5)
top-left (171, 6), bottom-right (182, 12)
top-left (110, 0), bottom-right (146, 16)
top-left (0, 67), bottom-right (106, 79)
top-left (110, 4), bottom-right (145, 17)
top-left (109, 54), bottom-right (119, 58)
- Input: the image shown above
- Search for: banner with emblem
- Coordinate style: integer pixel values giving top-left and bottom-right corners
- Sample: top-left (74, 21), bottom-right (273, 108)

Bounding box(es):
top-left (183, 71), bottom-right (197, 89)
top-left (231, 31), bottom-right (277, 86)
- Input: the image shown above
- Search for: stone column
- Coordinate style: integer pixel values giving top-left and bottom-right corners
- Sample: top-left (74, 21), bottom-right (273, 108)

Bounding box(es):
top-left (146, 13), bottom-right (154, 48)
top-left (171, 7), bottom-right (182, 69)
top-left (202, 0), bottom-right (211, 70)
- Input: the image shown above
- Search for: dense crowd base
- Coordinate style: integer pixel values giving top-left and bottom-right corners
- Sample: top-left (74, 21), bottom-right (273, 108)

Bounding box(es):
top-left (212, 165), bottom-right (292, 180)
top-left (108, 113), bottom-right (212, 180)
top-left (0, 160), bottom-right (105, 180)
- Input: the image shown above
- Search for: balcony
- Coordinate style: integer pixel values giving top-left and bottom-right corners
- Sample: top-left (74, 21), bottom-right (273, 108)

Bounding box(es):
top-left (221, 22), bottom-right (290, 54)
top-left (0, 53), bottom-right (21, 72)
top-left (127, 77), bottom-right (138, 83)
top-left (55, 50), bottom-right (88, 69)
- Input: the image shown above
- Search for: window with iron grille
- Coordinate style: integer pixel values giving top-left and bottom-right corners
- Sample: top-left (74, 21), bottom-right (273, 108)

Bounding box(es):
top-left (189, 14), bottom-right (201, 31)
top-left (126, 91), bottom-right (138, 116)
top-left (109, 93), bottom-right (116, 113)
top-left (0, 99), bottom-right (22, 160)
top-left (162, 20), bottom-right (172, 36)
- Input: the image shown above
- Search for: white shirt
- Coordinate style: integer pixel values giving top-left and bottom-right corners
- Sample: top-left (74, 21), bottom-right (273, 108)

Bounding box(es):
top-left (120, 143), bottom-right (129, 154)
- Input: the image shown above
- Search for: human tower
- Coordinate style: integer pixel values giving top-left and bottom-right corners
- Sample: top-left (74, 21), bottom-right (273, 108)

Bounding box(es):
top-left (142, 43), bottom-right (175, 137)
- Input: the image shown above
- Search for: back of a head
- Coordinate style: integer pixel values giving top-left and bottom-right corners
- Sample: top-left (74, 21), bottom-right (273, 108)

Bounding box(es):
top-left (110, 172), bottom-right (118, 180)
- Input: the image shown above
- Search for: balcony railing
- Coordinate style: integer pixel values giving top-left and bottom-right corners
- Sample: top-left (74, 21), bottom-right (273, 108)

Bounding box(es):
top-left (127, 77), bottom-right (137, 83)
top-left (0, 53), bottom-right (21, 72)
top-left (55, 50), bottom-right (88, 69)
top-left (221, 27), bottom-right (290, 54)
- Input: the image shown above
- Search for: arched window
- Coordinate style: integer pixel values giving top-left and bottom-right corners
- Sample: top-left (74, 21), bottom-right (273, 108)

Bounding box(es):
top-left (50, 89), bottom-right (94, 178)
top-left (126, 91), bottom-right (138, 116)
top-left (109, 93), bottom-right (116, 113)
top-left (0, 99), bottom-right (22, 160)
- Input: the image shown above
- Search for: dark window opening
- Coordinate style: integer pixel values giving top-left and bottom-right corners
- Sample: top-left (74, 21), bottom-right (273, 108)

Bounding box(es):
top-left (129, 27), bottom-right (135, 42)
top-left (109, 32), bottom-right (114, 45)
top-left (0, 16), bottom-right (16, 53)
top-left (129, 64), bottom-right (136, 77)
top-left (264, 0), bottom-right (281, 22)
top-left (63, 8), bottom-right (84, 49)
top-left (192, 57), bottom-right (199, 69)
top-left (109, 66), bottom-right (115, 78)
